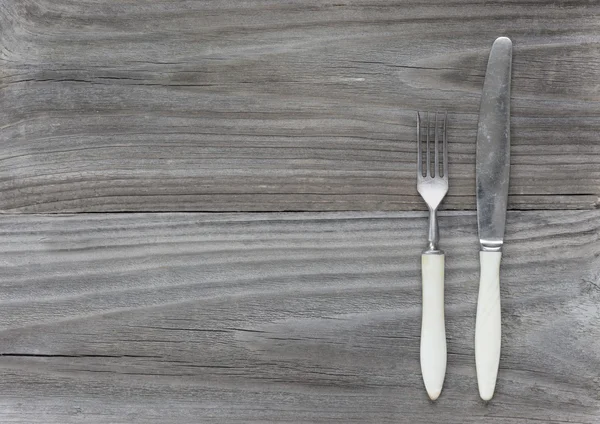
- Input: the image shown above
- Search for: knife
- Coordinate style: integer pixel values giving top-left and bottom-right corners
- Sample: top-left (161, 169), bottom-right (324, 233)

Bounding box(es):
top-left (475, 36), bottom-right (512, 401)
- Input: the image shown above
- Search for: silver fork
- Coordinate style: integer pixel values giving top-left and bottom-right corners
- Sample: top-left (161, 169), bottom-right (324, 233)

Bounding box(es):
top-left (416, 111), bottom-right (448, 401)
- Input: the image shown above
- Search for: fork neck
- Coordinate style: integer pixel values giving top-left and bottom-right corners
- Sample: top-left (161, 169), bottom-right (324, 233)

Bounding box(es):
top-left (424, 207), bottom-right (443, 255)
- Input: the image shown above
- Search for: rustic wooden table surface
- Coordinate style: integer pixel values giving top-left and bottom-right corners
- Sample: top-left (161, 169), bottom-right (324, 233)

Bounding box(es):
top-left (1, 1), bottom-right (599, 423)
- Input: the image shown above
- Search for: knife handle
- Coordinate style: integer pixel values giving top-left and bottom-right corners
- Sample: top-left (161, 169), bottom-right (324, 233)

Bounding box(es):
top-left (420, 253), bottom-right (446, 401)
top-left (475, 250), bottom-right (502, 401)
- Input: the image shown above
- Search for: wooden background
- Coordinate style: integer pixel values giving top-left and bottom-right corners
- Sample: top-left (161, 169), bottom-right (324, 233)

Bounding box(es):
top-left (0, 0), bottom-right (599, 422)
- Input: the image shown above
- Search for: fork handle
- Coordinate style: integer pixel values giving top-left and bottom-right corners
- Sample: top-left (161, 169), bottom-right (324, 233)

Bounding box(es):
top-left (475, 251), bottom-right (502, 401)
top-left (420, 253), bottom-right (446, 401)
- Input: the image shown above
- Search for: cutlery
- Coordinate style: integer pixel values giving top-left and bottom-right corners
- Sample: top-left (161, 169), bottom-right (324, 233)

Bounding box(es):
top-left (475, 36), bottom-right (513, 401)
top-left (417, 111), bottom-right (448, 400)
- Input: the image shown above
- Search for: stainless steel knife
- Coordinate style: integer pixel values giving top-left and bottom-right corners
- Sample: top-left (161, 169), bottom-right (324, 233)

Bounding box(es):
top-left (475, 36), bottom-right (512, 401)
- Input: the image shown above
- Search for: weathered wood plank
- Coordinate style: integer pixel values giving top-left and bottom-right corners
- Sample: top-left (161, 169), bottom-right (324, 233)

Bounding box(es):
top-left (0, 211), bottom-right (598, 423)
top-left (1, 0), bottom-right (599, 212)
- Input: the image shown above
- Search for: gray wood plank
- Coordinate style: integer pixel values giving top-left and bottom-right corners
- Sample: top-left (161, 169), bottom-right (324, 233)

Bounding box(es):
top-left (0, 211), bottom-right (598, 423)
top-left (1, 0), bottom-right (600, 212)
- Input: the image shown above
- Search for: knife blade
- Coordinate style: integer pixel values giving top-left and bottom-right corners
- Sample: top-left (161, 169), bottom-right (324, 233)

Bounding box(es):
top-left (475, 36), bottom-right (512, 401)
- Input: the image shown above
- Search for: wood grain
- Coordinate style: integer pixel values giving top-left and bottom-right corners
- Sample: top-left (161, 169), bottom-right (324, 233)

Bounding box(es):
top-left (1, 0), bottom-right (600, 212)
top-left (1, 211), bottom-right (599, 423)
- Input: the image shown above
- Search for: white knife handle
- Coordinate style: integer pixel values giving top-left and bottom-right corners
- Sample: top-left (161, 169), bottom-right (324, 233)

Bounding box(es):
top-left (420, 253), bottom-right (446, 401)
top-left (475, 250), bottom-right (502, 401)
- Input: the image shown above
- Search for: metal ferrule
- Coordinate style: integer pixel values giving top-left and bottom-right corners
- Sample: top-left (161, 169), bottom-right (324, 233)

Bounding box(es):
top-left (480, 241), bottom-right (503, 252)
top-left (423, 207), bottom-right (444, 255)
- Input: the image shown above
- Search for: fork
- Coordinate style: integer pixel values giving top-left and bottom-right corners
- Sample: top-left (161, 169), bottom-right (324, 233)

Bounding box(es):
top-left (416, 111), bottom-right (448, 401)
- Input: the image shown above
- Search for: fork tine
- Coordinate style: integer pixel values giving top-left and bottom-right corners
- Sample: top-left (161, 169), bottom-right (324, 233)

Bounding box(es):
top-left (443, 112), bottom-right (448, 179)
top-left (426, 111), bottom-right (431, 177)
top-left (434, 112), bottom-right (439, 178)
top-left (417, 112), bottom-right (422, 178)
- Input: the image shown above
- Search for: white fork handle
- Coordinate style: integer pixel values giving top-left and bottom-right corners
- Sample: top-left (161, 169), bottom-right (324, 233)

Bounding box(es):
top-left (420, 253), bottom-right (446, 400)
top-left (475, 251), bottom-right (502, 401)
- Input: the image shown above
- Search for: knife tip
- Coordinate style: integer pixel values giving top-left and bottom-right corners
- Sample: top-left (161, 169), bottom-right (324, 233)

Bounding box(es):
top-left (494, 36), bottom-right (512, 47)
